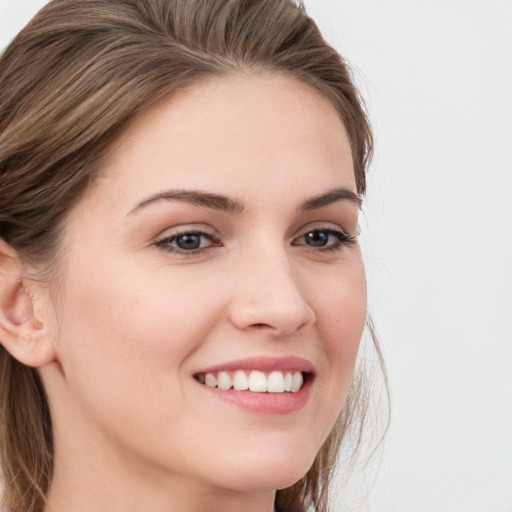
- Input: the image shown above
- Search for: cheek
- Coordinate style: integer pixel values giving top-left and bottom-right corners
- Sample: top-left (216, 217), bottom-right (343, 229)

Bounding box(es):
top-left (307, 260), bottom-right (366, 436)
top-left (314, 259), bottom-right (367, 358)
top-left (53, 256), bottom-right (223, 419)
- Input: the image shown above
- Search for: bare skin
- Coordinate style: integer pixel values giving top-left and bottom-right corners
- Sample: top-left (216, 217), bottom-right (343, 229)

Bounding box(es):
top-left (0, 73), bottom-right (366, 512)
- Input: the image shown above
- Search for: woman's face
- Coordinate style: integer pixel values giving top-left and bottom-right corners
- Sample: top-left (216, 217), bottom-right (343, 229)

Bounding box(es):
top-left (41, 73), bottom-right (366, 495)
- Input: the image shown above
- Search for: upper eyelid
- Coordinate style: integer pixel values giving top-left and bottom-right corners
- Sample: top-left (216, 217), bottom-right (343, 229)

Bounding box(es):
top-left (292, 222), bottom-right (354, 239)
top-left (300, 226), bottom-right (349, 235)
top-left (154, 228), bottom-right (219, 248)
top-left (159, 230), bottom-right (215, 240)
top-left (154, 230), bottom-right (220, 257)
top-left (155, 224), bottom-right (354, 242)
top-left (155, 224), bottom-right (218, 240)
top-left (292, 227), bottom-right (354, 244)
top-left (155, 228), bottom-right (353, 257)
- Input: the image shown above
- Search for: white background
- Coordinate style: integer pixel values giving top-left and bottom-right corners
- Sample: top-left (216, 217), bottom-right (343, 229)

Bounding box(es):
top-left (1, 1), bottom-right (511, 511)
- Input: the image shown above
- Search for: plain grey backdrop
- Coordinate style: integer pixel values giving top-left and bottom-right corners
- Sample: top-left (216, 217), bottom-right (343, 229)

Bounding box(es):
top-left (1, 1), bottom-right (511, 511)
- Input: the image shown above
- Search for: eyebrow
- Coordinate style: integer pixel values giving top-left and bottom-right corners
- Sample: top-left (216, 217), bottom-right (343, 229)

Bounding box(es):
top-left (129, 190), bottom-right (245, 215)
top-left (128, 186), bottom-right (362, 216)
top-left (299, 187), bottom-right (362, 210)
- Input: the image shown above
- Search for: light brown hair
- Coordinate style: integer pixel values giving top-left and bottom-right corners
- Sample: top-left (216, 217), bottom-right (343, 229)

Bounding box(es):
top-left (0, 1), bottom-right (385, 511)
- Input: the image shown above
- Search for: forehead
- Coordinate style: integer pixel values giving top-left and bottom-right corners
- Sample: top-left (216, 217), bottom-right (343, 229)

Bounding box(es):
top-left (82, 72), bottom-right (355, 214)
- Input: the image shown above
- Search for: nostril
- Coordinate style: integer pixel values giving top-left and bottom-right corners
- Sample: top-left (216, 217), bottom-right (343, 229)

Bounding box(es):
top-left (228, 293), bottom-right (315, 336)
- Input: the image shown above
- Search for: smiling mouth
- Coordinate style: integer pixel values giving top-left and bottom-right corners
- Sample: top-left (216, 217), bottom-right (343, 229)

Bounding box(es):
top-left (193, 370), bottom-right (309, 393)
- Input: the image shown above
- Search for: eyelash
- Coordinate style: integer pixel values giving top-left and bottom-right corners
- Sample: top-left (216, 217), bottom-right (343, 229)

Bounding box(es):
top-left (155, 227), bottom-right (357, 256)
top-left (155, 229), bottom-right (221, 256)
top-left (293, 228), bottom-right (357, 253)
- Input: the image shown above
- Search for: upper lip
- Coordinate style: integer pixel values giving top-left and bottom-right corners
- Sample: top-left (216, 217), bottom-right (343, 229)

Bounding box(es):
top-left (194, 356), bottom-right (315, 375)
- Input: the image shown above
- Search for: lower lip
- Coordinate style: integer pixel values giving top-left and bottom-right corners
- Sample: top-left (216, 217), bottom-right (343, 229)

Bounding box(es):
top-left (197, 376), bottom-right (313, 415)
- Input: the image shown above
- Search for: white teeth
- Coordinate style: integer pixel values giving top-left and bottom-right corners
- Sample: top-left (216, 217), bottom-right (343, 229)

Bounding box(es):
top-left (199, 370), bottom-right (305, 393)
top-left (205, 373), bottom-right (217, 388)
top-left (217, 371), bottom-right (233, 390)
top-left (233, 370), bottom-right (249, 391)
top-left (267, 371), bottom-right (285, 393)
top-left (248, 370), bottom-right (267, 392)
top-left (291, 372), bottom-right (303, 393)
top-left (284, 372), bottom-right (293, 392)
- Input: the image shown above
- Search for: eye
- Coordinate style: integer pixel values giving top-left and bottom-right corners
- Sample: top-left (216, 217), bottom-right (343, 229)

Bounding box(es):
top-left (293, 228), bottom-right (356, 252)
top-left (155, 229), bottom-right (220, 255)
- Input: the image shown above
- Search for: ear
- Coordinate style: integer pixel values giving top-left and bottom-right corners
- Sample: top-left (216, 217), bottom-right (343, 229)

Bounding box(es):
top-left (0, 240), bottom-right (57, 367)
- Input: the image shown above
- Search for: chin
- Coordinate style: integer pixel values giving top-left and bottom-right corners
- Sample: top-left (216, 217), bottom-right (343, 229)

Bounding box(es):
top-left (211, 444), bottom-right (318, 493)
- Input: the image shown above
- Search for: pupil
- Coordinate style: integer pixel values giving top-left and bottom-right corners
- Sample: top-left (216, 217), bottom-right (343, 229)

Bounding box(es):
top-left (176, 234), bottom-right (201, 250)
top-left (306, 231), bottom-right (328, 246)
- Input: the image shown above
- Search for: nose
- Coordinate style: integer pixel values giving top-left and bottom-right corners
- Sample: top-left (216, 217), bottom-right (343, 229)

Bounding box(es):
top-left (228, 248), bottom-right (316, 337)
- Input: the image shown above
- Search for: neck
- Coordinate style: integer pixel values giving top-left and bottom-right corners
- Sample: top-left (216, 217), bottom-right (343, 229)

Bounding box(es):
top-left (46, 465), bottom-right (276, 512)
top-left (45, 425), bottom-right (276, 512)
top-left (42, 369), bottom-right (278, 512)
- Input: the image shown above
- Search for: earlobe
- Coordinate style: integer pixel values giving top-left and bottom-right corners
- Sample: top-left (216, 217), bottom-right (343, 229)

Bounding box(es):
top-left (0, 240), bottom-right (56, 367)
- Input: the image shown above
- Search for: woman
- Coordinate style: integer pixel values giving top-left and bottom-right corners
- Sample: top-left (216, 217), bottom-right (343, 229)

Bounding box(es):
top-left (0, 1), bottom-right (385, 511)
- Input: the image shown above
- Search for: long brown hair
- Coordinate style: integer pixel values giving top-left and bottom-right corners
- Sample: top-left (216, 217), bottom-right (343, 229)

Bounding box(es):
top-left (0, 1), bottom-right (385, 511)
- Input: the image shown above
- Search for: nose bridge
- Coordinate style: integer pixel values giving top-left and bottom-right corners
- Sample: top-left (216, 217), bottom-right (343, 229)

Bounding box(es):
top-left (228, 241), bottom-right (315, 336)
